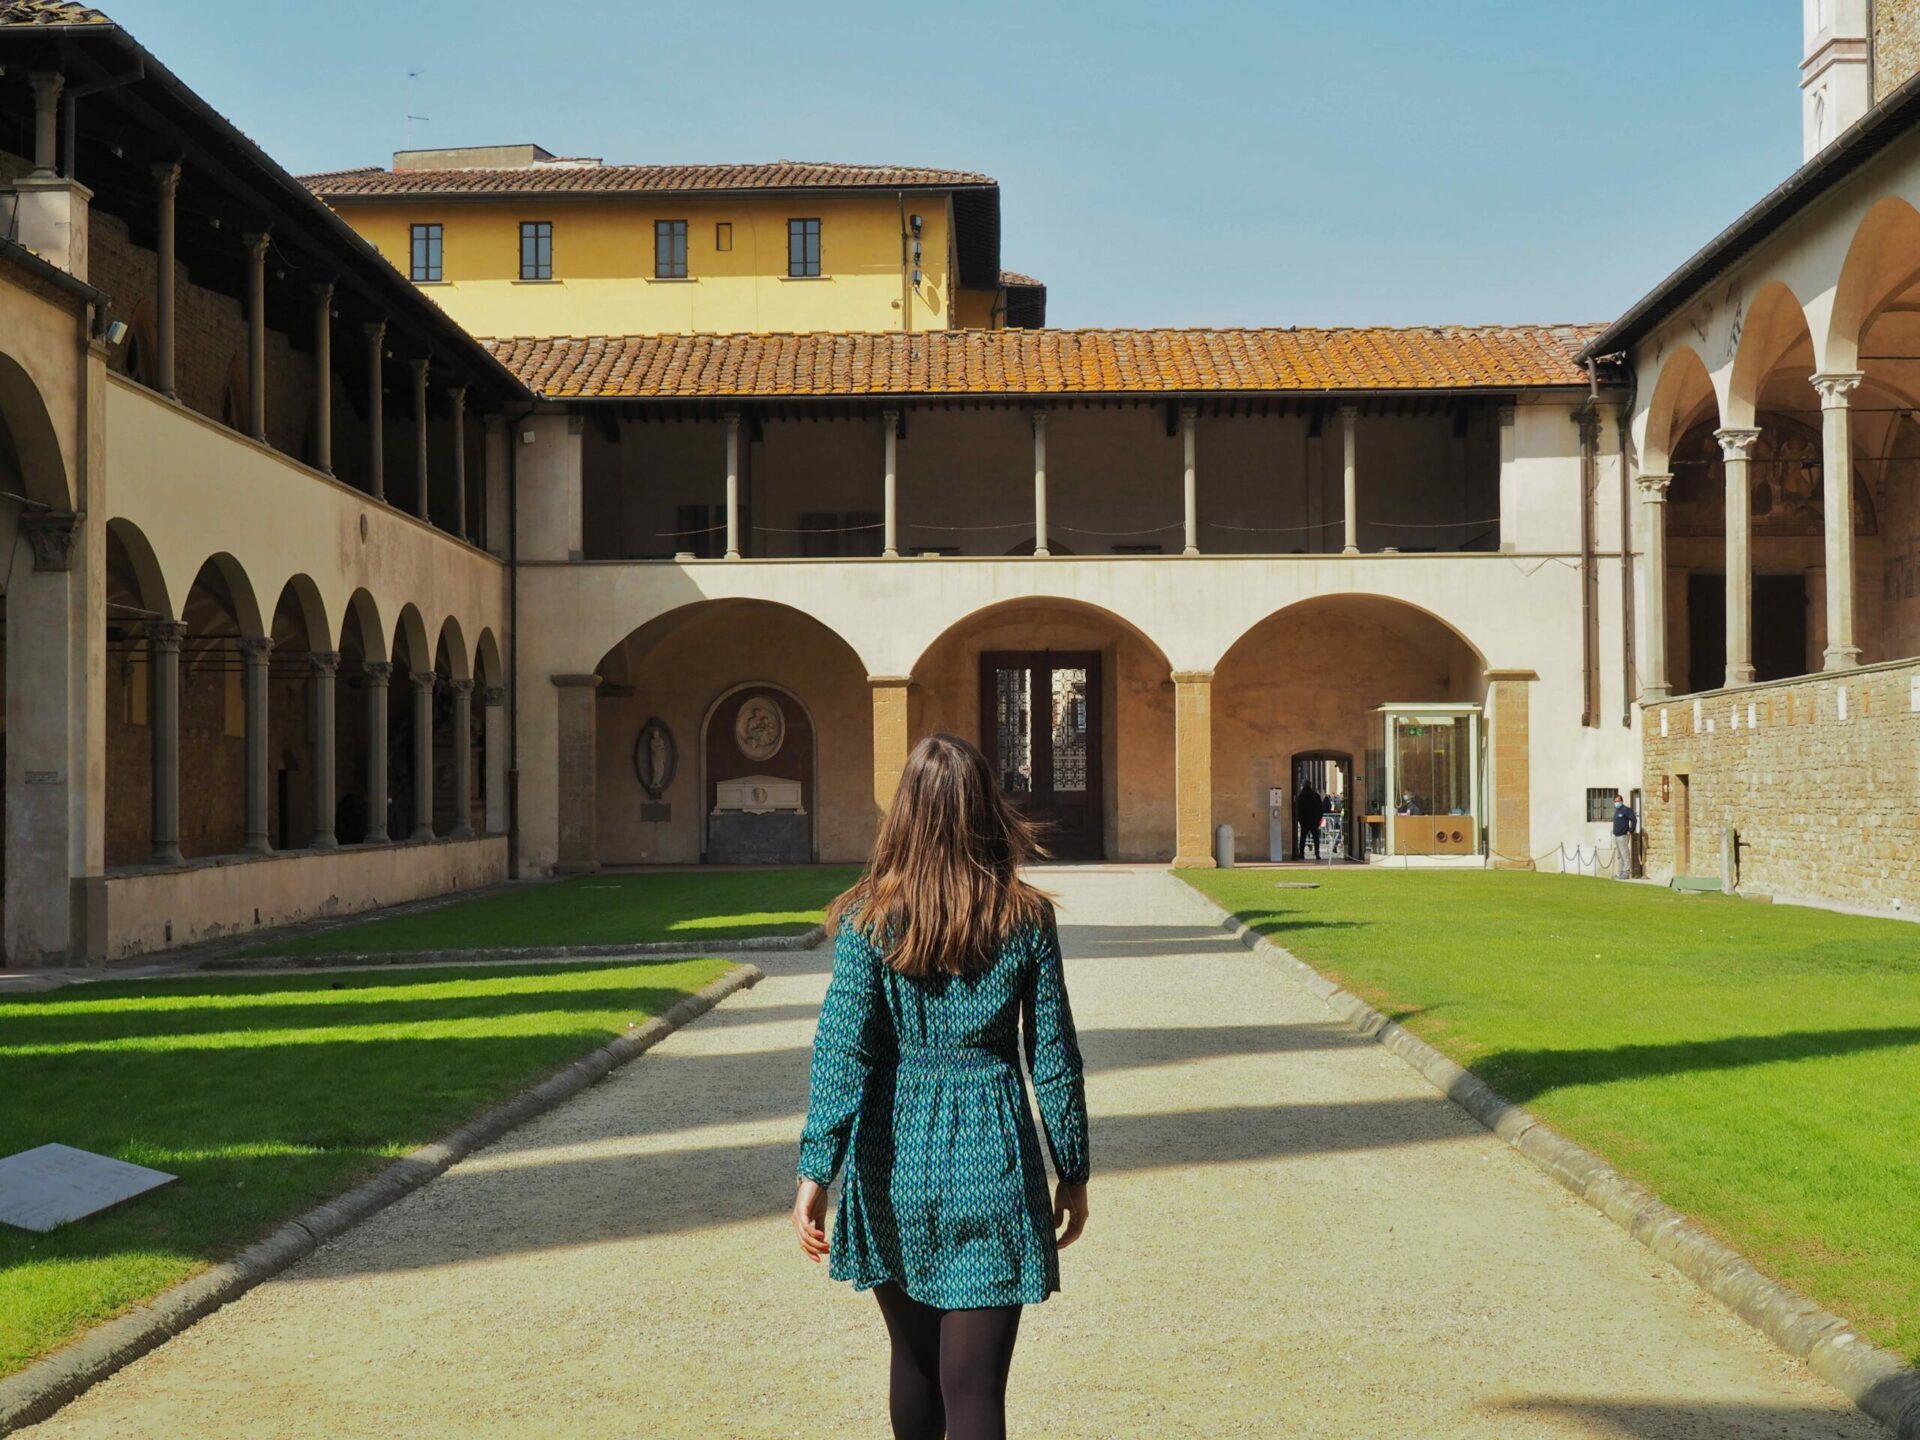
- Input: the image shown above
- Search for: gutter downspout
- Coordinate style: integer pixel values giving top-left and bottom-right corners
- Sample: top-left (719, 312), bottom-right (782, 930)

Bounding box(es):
top-left (1576, 377), bottom-right (1601, 728)
top-left (897, 192), bottom-right (912, 334)
top-left (502, 400), bottom-right (538, 880)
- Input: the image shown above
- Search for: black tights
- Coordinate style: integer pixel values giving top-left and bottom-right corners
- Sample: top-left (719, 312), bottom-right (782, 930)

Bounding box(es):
top-left (873, 1282), bottom-right (1023, 1440)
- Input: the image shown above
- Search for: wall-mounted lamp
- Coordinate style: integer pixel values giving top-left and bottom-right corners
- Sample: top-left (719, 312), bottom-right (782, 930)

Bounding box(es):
top-left (99, 318), bottom-right (129, 346)
top-left (908, 213), bottom-right (923, 235)
top-left (911, 268), bottom-right (922, 288)
top-left (1660, 773), bottom-right (1670, 804)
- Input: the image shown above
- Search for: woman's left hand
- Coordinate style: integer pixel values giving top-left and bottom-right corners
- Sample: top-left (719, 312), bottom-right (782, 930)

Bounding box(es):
top-left (793, 1178), bottom-right (830, 1263)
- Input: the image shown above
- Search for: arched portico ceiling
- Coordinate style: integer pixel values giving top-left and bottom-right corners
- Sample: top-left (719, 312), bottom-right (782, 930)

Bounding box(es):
top-left (435, 615), bottom-right (472, 681)
top-left (907, 595), bottom-right (1176, 679)
top-left (391, 603), bottom-right (432, 673)
top-left (0, 349), bottom-right (71, 512)
top-left (591, 596), bottom-right (867, 680)
top-left (1214, 592), bottom-right (1488, 677)
top-left (475, 628), bottom-right (504, 689)
top-left (105, 517), bottom-right (172, 619)
top-left (1727, 282), bottom-right (1818, 431)
top-left (183, 553), bottom-right (265, 639)
top-left (1641, 345), bottom-right (1720, 475)
top-left (269, 574), bottom-right (331, 651)
top-left (339, 587), bottom-right (388, 663)
top-left (1827, 195), bottom-right (1920, 373)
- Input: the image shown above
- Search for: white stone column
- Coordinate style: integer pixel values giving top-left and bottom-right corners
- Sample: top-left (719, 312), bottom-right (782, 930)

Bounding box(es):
top-left (1180, 403), bottom-right (1199, 556)
top-left (364, 321), bottom-right (386, 502)
top-left (449, 383), bottom-right (469, 541)
top-left (1496, 404), bottom-right (1517, 550)
top-left (882, 407), bottom-right (900, 558)
top-left (311, 282), bottom-right (333, 474)
top-left (363, 660), bottom-right (391, 843)
top-left (483, 685), bottom-right (507, 833)
top-left (1812, 371), bottom-right (1864, 670)
top-left (1716, 427), bottom-right (1761, 686)
top-left (410, 357), bottom-right (431, 522)
top-left (724, 410), bottom-right (742, 560)
top-left (149, 620), bottom-right (184, 866)
top-left (411, 672), bottom-right (436, 840)
top-left (241, 635), bottom-right (272, 853)
top-left (1032, 410), bottom-right (1050, 557)
top-left (27, 71), bottom-right (61, 176)
top-left (1636, 474), bottom-right (1673, 701)
top-left (450, 679), bottom-right (475, 840)
top-left (1340, 402), bottom-right (1359, 554)
top-left (152, 161), bottom-right (179, 398)
top-left (309, 650), bottom-right (339, 849)
top-left (244, 231), bottom-right (270, 442)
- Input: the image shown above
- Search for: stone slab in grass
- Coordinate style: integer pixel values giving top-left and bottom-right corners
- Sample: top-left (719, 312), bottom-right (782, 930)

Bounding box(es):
top-left (0, 1146), bottom-right (175, 1233)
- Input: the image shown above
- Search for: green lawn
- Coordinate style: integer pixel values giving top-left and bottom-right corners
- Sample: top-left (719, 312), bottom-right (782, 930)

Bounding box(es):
top-left (247, 867), bottom-right (861, 957)
top-left (1181, 869), bottom-right (1920, 1363)
top-left (0, 957), bottom-right (731, 1376)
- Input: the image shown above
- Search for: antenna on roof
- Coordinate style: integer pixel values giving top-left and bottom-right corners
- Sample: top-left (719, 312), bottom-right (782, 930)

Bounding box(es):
top-left (405, 67), bottom-right (429, 150)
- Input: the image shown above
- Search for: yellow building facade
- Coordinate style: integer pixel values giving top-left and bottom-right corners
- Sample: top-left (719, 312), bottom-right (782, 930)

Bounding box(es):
top-left (309, 148), bottom-right (1044, 337)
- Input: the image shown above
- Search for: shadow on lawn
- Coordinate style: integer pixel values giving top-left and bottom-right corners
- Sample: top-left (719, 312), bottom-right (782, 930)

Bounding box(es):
top-left (1492, 1397), bottom-right (1879, 1439)
top-left (1224, 907), bottom-right (1367, 938)
top-left (1477, 1025), bottom-right (1920, 1101)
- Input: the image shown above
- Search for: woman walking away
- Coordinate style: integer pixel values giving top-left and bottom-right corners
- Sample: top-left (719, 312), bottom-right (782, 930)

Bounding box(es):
top-left (793, 732), bottom-right (1090, 1440)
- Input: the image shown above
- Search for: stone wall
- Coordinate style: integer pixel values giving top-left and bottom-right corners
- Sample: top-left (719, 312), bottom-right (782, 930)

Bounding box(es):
top-left (1640, 658), bottom-right (1919, 912)
top-left (1877, 0), bottom-right (1920, 100)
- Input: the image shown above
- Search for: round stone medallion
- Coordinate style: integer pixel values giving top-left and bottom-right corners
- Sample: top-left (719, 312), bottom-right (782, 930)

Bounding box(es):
top-left (734, 695), bottom-right (786, 762)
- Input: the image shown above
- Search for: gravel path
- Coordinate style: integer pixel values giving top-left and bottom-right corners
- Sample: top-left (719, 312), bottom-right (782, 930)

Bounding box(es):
top-left (20, 868), bottom-right (1878, 1438)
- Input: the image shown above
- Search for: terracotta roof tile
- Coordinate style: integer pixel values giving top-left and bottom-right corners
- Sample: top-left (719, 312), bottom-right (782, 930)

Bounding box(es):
top-left (303, 161), bottom-right (995, 199)
top-left (485, 325), bottom-right (1600, 400)
top-left (0, 1), bottom-right (109, 23)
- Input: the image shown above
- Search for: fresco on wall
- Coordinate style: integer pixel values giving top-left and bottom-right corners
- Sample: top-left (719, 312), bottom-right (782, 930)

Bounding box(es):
top-left (1668, 413), bottom-right (1879, 538)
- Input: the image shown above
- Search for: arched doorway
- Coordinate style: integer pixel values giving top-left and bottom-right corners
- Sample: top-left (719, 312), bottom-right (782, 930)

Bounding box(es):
top-left (702, 682), bottom-right (815, 864)
top-left (1288, 750), bottom-right (1353, 862)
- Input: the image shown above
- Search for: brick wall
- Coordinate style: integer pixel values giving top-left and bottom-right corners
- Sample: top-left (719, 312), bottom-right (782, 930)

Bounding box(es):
top-left (1641, 659), bottom-right (1919, 912)
top-left (1877, 0), bottom-right (1920, 100)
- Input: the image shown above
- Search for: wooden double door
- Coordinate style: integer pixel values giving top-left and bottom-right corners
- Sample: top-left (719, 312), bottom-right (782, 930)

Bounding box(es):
top-left (979, 651), bottom-right (1103, 860)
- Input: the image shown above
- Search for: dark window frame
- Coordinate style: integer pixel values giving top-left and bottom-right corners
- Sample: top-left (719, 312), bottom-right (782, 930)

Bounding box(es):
top-left (655, 219), bottom-right (689, 279)
top-left (715, 221), bottom-right (733, 252)
top-left (787, 217), bottom-right (822, 277)
top-left (410, 222), bottom-right (444, 282)
top-left (519, 220), bottom-right (554, 280)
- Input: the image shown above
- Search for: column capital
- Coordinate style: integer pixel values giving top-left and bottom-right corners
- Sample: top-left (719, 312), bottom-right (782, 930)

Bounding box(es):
top-left (148, 618), bottom-right (186, 651)
top-left (243, 229), bottom-right (272, 259)
top-left (150, 158), bottom-right (181, 195)
top-left (1031, 408), bottom-right (1050, 433)
top-left (1635, 472), bottom-right (1674, 501)
top-left (27, 69), bottom-right (64, 105)
top-left (449, 677), bottom-right (474, 698)
top-left (447, 381), bottom-right (468, 410)
top-left (723, 409), bottom-right (741, 432)
top-left (238, 634), bottom-right (273, 663)
top-left (409, 355), bottom-right (431, 382)
top-left (1496, 403), bottom-right (1516, 426)
top-left (1337, 401), bottom-right (1359, 422)
top-left (551, 672), bottom-right (604, 689)
top-left (1178, 401), bottom-right (1199, 422)
top-left (21, 510), bottom-right (80, 571)
top-left (880, 406), bottom-right (901, 423)
top-left (411, 671), bottom-right (438, 695)
top-left (363, 318), bottom-right (387, 342)
top-left (481, 685), bottom-right (506, 707)
top-left (364, 659), bottom-right (393, 683)
top-left (1810, 370), bottom-right (1865, 406)
top-left (309, 649), bottom-right (341, 677)
top-left (310, 278), bottom-right (335, 303)
top-left (867, 674), bottom-right (913, 690)
top-left (1170, 669), bottom-right (1214, 686)
top-left (1714, 426), bottom-right (1762, 459)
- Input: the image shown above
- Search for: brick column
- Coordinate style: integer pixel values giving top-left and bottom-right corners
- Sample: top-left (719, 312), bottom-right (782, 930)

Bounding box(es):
top-left (1180, 403), bottom-right (1199, 556)
top-left (1636, 473), bottom-right (1673, 701)
top-left (552, 674), bottom-right (602, 872)
top-left (309, 651), bottom-right (339, 849)
top-left (240, 635), bottom-right (273, 853)
top-left (364, 321), bottom-right (386, 502)
top-left (1486, 668), bottom-right (1537, 870)
top-left (149, 619), bottom-right (185, 866)
top-left (1812, 371), bottom-right (1864, 670)
top-left (870, 675), bottom-right (912, 815)
top-left (311, 281), bottom-right (333, 474)
top-left (152, 161), bottom-right (179, 398)
top-left (244, 231), bottom-right (270, 441)
top-left (363, 660), bottom-right (391, 843)
top-left (410, 671), bottom-right (436, 840)
top-left (1340, 403), bottom-right (1359, 554)
top-left (1171, 670), bottom-right (1214, 868)
top-left (1716, 427), bottom-right (1761, 686)
top-left (449, 678), bottom-right (475, 840)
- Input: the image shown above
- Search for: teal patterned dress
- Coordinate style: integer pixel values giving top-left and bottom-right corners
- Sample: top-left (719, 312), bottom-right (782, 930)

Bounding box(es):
top-left (797, 911), bottom-right (1090, 1310)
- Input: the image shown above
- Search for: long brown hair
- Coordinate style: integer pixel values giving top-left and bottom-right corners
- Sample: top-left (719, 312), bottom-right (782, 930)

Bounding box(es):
top-left (827, 732), bottom-right (1050, 979)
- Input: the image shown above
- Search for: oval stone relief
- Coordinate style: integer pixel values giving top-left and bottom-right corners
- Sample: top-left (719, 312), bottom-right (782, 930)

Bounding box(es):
top-left (735, 695), bottom-right (786, 762)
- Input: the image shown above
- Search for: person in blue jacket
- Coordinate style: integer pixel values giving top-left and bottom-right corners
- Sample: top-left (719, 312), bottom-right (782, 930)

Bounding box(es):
top-left (794, 732), bottom-right (1090, 1440)
top-left (1612, 791), bottom-right (1638, 878)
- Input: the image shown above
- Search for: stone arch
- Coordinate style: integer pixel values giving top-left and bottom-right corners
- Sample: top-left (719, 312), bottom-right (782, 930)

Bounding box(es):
top-left (339, 587), bottom-right (387, 664)
top-left (333, 588), bottom-right (388, 846)
top-left (389, 604), bottom-right (435, 841)
top-left (907, 595), bottom-right (1175, 679)
top-left (104, 518), bottom-right (173, 867)
top-left (176, 555), bottom-right (264, 859)
top-left (435, 615), bottom-right (471, 682)
top-left (698, 679), bottom-right (819, 864)
top-left (391, 603), bottom-right (432, 674)
top-left (1826, 194), bottom-right (1920, 374)
top-left (1725, 281), bottom-right (1816, 431)
top-left (104, 517), bottom-right (172, 619)
top-left (0, 349), bottom-right (71, 513)
top-left (474, 627), bottom-right (504, 689)
top-left (268, 576), bottom-right (329, 851)
top-left (1641, 344), bottom-right (1719, 475)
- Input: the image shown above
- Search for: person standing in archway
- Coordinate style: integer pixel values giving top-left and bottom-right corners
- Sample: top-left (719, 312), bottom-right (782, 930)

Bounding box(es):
top-left (794, 733), bottom-right (1090, 1440)
top-left (1295, 780), bottom-right (1326, 861)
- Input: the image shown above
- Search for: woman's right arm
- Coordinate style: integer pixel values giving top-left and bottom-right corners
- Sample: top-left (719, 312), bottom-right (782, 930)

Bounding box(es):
top-left (796, 923), bottom-right (888, 1188)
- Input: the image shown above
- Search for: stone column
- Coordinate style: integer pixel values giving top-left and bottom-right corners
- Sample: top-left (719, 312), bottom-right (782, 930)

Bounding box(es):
top-left (449, 383), bottom-right (469, 541)
top-left (240, 635), bottom-right (273, 853)
top-left (1340, 403), bottom-right (1359, 554)
top-left (363, 660), bottom-right (391, 843)
top-left (149, 619), bottom-right (185, 866)
top-left (1812, 371), bottom-right (1864, 670)
top-left (449, 679), bottom-right (475, 840)
top-left (309, 650), bottom-right (339, 849)
top-left (1636, 473), bottom-right (1673, 701)
top-left (1032, 410), bottom-right (1050, 557)
top-left (152, 161), bottom-right (180, 398)
top-left (1496, 404), bottom-right (1517, 550)
top-left (1716, 427), bottom-right (1761, 687)
top-left (1180, 403), bottom-right (1199, 556)
top-left (410, 671), bottom-right (436, 840)
top-left (410, 357), bottom-right (432, 522)
top-left (244, 231), bottom-right (270, 442)
top-left (1485, 669), bottom-right (1537, 870)
top-left (364, 321), bottom-right (386, 502)
top-left (724, 410), bottom-right (742, 560)
top-left (882, 408), bottom-right (900, 558)
top-left (8, 514), bottom-right (81, 963)
top-left (482, 685), bottom-right (507, 834)
top-left (870, 675), bottom-right (912, 814)
top-left (27, 71), bottom-right (61, 176)
top-left (311, 282), bottom-right (333, 474)
top-left (552, 674), bottom-right (602, 872)
top-left (1171, 670), bottom-right (1214, 869)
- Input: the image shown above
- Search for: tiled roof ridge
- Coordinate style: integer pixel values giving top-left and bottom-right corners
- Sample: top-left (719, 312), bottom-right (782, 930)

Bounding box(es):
top-left (299, 159), bottom-right (997, 192)
top-left (0, 0), bottom-right (110, 23)
top-left (480, 322), bottom-right (1605, 343)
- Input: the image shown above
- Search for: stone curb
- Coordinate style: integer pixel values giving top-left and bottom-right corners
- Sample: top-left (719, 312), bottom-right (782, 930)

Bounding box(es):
top-left (0, 962), bottom-right (766, 1436)
top-left (204, 924), bottom-right (826, 971)
top-left (1175, 878), bottom-right (1920, 1440)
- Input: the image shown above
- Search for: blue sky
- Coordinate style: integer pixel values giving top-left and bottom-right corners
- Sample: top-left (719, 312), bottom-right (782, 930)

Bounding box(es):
top-left (102, 0), bottom-right (1800, 329)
